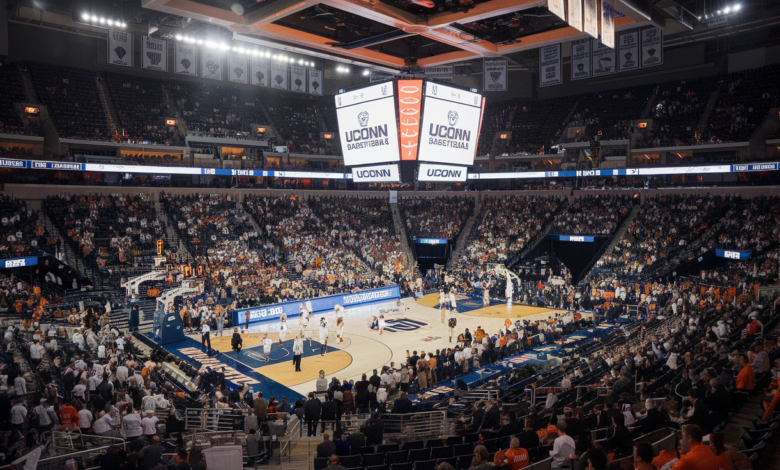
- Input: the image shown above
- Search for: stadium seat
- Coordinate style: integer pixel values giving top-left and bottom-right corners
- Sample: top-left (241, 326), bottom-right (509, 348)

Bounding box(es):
top-left (359, 446), bottom-right (376, 454)
top-left (314, 457), bottom-right (329, 470)
top-left (436, 457), bottom-right (456, 468)
top-left (456, 454), bottom-right (474, 470)
top-left (402, 440), bottom-right (424, 451)
top-left (431, 446), bottom-right (453, 459)
top-left (386, 450), bottom-right (408, 465)
top-left (363, 453), bottom-right (385, 467)
top-left (341, 455), bottom-right (362, 467)
top-left (454, 443), bottom-right (473, 456)
top-left (392, 463), bottom-right (413, 470)
top-left (414, 460), bottom-right (436, 470)
top-left (445, 436), bottom-right (463, 446)
top-left (379, 444), bottom-right (400, 453)
top-left (367, 466), bottom-right (389, 470)
top-left (463, 433), bottom-right (480, 444)
top-left (409, 448), bottom-right (431, 461)
top-left (483, 438), bottom-right (499, 453)
top-left (425, 439), bottom-right (444, 449)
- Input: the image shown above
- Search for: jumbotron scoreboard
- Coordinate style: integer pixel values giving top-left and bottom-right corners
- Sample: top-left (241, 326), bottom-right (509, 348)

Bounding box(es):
top-left (335, 79), bottom-right (486, 183)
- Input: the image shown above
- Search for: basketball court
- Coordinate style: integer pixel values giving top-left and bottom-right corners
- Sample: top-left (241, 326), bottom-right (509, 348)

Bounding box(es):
top-left (183, 294), bottom-right (567, 397)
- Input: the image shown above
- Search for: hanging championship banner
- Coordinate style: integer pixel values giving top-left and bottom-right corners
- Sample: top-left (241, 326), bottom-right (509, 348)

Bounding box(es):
top-left (591, 39), bottom-right (616, 76)
top-left (142, 36), bottom-right (167, 71)
top-left (583, 0), bottom-right (599, 38)
top-left (271, 61), bottom-right (288, 90)
top-left (107, 29), bottom-right (133, 67)
top-left (539, 44), bottom-right (562, 87)
top-left (201, 49), bottom-right (223, 80)
top-left (290, 65), bottom-right (306, 92)
top-left (423, 66), bottom-right (454, 83)
top-left (228, 54), bottom-right (248, 84)
top-left (547, 0), bottom-right (566, 22)
top-left (571, 39), bottom-right (591, 80)
top-left (618, 31), bottom-right (639, 71)
top-left (601, 0), bottom-right (615, 49)
top-left (483, 58), bottom-right (507, 91)
top-left (370, 71), bottom-right (396, 82)
top-left (308, 69), bottom-right (323, 95)
top-left (568, 0), bottom-right (583, 31)
top-left (175, 43), bottom-right (198, 76)
top-left (250, 58), bottom-right (268, 86)
top-left (641, 27), bottom-right (663, 67)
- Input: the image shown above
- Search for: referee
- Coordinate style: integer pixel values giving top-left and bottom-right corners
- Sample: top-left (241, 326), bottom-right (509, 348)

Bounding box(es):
top-left (201, 323), bottom-right (212, 354)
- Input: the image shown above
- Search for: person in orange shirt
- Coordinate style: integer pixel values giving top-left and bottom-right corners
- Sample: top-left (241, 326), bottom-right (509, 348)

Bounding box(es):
top-left (494, 437), bottom-right (530, 470)
top-left (672, 424), bottom-right (718, 470)
top-left (736, 354), bottom-right (755, 391)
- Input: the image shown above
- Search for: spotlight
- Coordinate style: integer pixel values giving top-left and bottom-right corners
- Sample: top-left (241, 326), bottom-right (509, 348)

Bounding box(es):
top-left (91, 15), bottom-right (97, 22)
top-left (82, 12), bottom-right (90, 21)
top-left (734, 3), bottom-right (741, 10)
top-left (265, 51), bottom-right (271, 58)
top-left (197, 39), bottom-right (203, 45)
top-left (108, 19), bottom-right (114, 26)
top-left (299, 59), bottom-right (304, 65)
top-left (724, 6), bottom-right (731, 13)
top-left (220, 44), bottom-right (230, 50)
top-left (289, 57), bottom-right (295, 63)
top-left (717, 9), bottom-right (721, 14)
top-left (120, 22), bottom-right (126, 28)
top-left (99, 17), bottom-right (105, 24)
top-left (363, 69), bottom-right (369, 76)
top-left (175, 34), bottom-right (182, 41)
top-left (272, 55), bottom-right (277, 60)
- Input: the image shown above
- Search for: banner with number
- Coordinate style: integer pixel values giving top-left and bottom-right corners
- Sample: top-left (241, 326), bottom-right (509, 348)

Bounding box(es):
top-left (107, 29), bottom-right (133, 67)
top-left (547, 0), bottom-right (566, 21)
top-left (250, 58), bottom-right (268, 86)
top-left (618, 31), bottom-right (639, 71)
top-left (592, 39), bottom-right (616, 76)
top-left (175, 43), bottom-right (198, 76)
top-left (539, 44), bottom-right (562, 87)
top-left (229, 54), bottom-right (248, 83)
top-left (201, 49), bottom-right (223, 80)
top-left (571, 39), bottom-right (591, 80)
top-left (641, 27), bottom-right (663, 67)
top-left (423, 66), bottom-right (454, 83)
top-left (584, 0), bottom-right (599, 38)
top-left (271, 61), bottom-right (288, 90)
top-left (308, 69), bottom-right (323, 95)
top-left (290, 65), bottom-right (307, 92)
top-left (568, 0), bottom-right (583, 31)
top-left (142, 36), bottom-right (167, 71)
top-left (601, 0), bottom-right (615, 49)
top-left (483, 58), bottom-right (507, 91)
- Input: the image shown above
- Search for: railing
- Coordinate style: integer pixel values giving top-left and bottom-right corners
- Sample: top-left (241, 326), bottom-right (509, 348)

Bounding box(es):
top-left (52, 430), bottom-right (130, 452)
top-left (0, 444), bottom-right (111, 470)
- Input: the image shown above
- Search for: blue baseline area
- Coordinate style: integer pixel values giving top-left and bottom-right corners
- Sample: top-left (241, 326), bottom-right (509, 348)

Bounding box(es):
top-left (220, 338), bottom-right (341, 368)
top-left (144, 334), bottom-right (305, 402)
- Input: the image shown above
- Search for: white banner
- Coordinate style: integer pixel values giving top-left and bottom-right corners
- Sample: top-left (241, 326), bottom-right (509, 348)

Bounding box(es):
top-left (641, 27), bottom-right (663, 67)
top-left (290, 65), bottom-right (307, 92)
top-left (418, 163), bottom-right (468, 182)
top-left (618, 31), bottom-right (639, 71)
top-left (370, 71), bottom-right (396, 82)
top-left (583, 0), bottom-right (599, 38)
top-left (201, 49), bottom-right (223, 80)
top-left (335, 83), bottom-right (400, 166)
top-left (107, 29), bottom-right (133, 67)
top-left (591, 39), bottom-right (616, 76)
top-left (308, 69), bottom-right (323, 95)
top-left (539, 44), bottom-right (562, 87)
top-left (418, 81), bottom-right (482, 166)
top-left (571, 39), bottom-right (591, 80)
top-left (351, 164), bottom-right (400, 183)
top-left (423, 66), bottom-right (454, 83)
top-left (389, 190), bottom-right (398, 204)
top-left (250, 58), bottom-right (268, 86)
top-left (568, 0), bottom-right (583, 31)
top-left (174, 43), bottom-right (198, 76)
top-left (601, 0), bottom-right (615, 49)
top-left (547, 0), bottom-right (566, 22)
top-left (142, 36), bottom-right (166, 71)
top-left (229, 54), bottom-right (248, 84)
top-left (483, 58), bottom-right (507, 91)
top-left (271, 61), bottom-right (288, 90)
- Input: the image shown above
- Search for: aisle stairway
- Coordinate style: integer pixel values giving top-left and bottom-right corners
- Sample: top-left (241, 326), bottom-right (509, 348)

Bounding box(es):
top-left (156, 201), bottom-right (193, 261)
top-left (96, 76), bottom-right (119, 138)
top-left (390, 203), bottom-right (414, 266)
top-left (578, 204), bottom-right (642, 282)
top-left (38, 210), bottom-right (104, 288)
top-left (446, 198), bottom-right (481, 270)
top-left (17, 64), bottom-right (39, 104)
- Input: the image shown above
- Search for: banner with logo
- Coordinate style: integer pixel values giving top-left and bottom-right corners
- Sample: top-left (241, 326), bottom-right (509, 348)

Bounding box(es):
top-left (423, 66), bottom-right (454, 83)
top-left (418, 163), bottom-right (468, 182)
top-left (618, 31), bottom-right (639, 71)
top-left (641, 27), bottom-right (663, 67)
top-left (142, 36), bottom-right (167, 71)
top-left (601, 0), bottom-right (615, 49)
top-left (483, 58), bottom-right (507, 91)
top-left (568, 0), bottom-right (583, 31)
top-left (174, 43), bottom-right (198, 76)
top-left (539, 44), bottom-right (562, 87)
top-left (571, 39), bottom-right (591, 80)
top-left (591, 39), bottom-right (616, 76)
top-left (290, 65), bottom-right (307, 93)
top-left (351, 163), bottom-right (400, 183)
top-left (201, 49), bottom-right (223, 80)
top-left (308, 69), bottom-right (323, 95)
top-left (228, 54), bottom-right (248, 84)
top-left (547, 0), bottom-right (566, 22)
top-left (250, 58), bottom-right (268, 86)
top-left (271, 61), bottom-right (288, 90)
top-left (583, 0), bottom-right (599, 38)
top-left (107, 29), bottom-right (133, 67)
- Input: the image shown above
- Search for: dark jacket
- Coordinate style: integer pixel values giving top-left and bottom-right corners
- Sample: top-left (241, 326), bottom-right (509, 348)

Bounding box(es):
top-left (304, 397), bottom-right (322, 419)
top-left (515, 430), bottom-right (539, 450)
top-left (321, 400), bottom-right (338, 421)
top-left (391, 397), bottom-right (412, 414)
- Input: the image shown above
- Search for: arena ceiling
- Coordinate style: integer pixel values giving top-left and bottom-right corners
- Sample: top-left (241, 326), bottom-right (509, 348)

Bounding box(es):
top-left (142, 0), bottom-right (652, 68)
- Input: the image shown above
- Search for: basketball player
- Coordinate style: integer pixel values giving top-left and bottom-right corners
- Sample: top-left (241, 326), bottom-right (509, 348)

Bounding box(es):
top-left (378, 314), bottom-right (386, 335)
top-left (262, 333), bottom-right (273, 362)
top-left (292, 334), bottom-right (303, 372)
top-left (483, 287), bottom-right (490, 308)
top-left (439, 289), bottom-right (447, 323)
top-left (279, 313), bottom-right (288, 346)
top-left (318, 317), bottom-right (328, 356)
top-left (505, 277), bottom-right (513, 308)
top-left (449, 287), bottom-right (458, 314)
top-left (300, 308), bottom-right (313, 347)
top-left (336, 316), bottom-right (345, 343)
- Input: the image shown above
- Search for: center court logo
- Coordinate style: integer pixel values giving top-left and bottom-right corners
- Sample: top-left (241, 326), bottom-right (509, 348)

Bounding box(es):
top-left (382, 319), bottom-right (427, 333)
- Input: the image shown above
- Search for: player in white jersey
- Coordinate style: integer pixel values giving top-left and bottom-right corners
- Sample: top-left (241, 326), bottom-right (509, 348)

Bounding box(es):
top-left (262, 334), bottom-right (273, 362)
top-left (279, 313), bottom-right (288, 345)
top-left (505, 277), bottom-right (513, 308)
top-left (336, 316), bottom-right (345, 343)
top-left (318, 318), bottom-right (328, 355)
top-left (483, 287), bottom-right (490, 307)
top-left (439, 289), bottom-right (447, 323)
